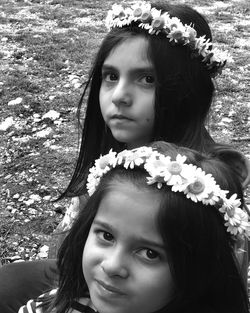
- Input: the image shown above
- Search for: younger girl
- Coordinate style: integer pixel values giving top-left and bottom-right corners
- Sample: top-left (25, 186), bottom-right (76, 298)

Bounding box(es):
top-left (19, 142), bottom-right (250, 313)
top-left (1, 2), bottom-right (250, 312)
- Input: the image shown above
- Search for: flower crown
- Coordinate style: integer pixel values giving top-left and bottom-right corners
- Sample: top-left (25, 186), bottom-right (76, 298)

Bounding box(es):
top-left (87, 146), bottom-right (250, 239)
top-left (105, 2), bottom-right (233, 77)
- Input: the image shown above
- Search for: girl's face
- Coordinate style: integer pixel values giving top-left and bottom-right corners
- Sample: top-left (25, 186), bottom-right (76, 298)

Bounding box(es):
top-left (99, 36), bottom-right (155, 149)
top-left (82, 181), bottom-right (175, 313)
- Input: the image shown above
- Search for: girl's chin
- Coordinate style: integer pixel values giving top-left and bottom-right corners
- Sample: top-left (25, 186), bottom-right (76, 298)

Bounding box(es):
top-left (111, 133), bottom-right (148, 149)
top-left (89, 287), bottom-right (127, 313)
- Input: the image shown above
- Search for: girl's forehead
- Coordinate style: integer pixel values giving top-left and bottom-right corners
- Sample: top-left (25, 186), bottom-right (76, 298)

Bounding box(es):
top-left (104, 36), bottom-right (151, 67)
top-left (96, 181), bottom-right (162, 228)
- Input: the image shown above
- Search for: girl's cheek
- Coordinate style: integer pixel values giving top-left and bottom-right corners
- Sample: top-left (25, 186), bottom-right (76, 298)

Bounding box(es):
top-left (84, 235), bottom-right (104, 261)
top-left (82, 243), bottom-right (97, 273)
top-left (83, 233), bottom-right (95, 257)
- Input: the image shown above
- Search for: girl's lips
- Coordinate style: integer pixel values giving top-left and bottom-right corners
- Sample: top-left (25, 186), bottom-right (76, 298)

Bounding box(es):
top-left (96, 279), bottom-right (126, 296)
top-left (110, 114), bottom-right (132, 121)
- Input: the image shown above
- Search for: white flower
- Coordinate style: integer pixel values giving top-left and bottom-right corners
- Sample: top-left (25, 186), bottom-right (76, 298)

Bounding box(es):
top-left (150, 7), bottom-right (162, 20)
top-left (166, 16), bottom-right (182, 30)
top-left (225, 208), bottom-right (249, 236)
top-left (94, 150), bottom-right (117, 175)
top-left (209, 48), bottom-right (233, 64)
top-left (146, 175), bottom-right (165, 189)
top-left (124, 150), bottom-right (146, 169)
top-left (87, 174), bottom-right (101, 196)
top-left (218, 194), bottom-right (250, 237)
top-left (114, 149), bottom-right (130, 166)
top-left (131, 1), bottom-right (152, 18)
top-left (134, 146), bottom-right (155, 156)
top-left (105, 4), bottom-right (124, 29)
top-left (167, 19), bottom-right (186, 43)
top-left (185, 25), bottom-right (197, 42)
top-left (144, 153), bottom-right (171, 189)
top-left (162, 154), bottom-right (189, 186)
top-left (194, 36), bottom-right (211, 54)
top-left (201, 191), bottom-right (220, 206)
top-left (184, 168), bottom-right (218, 203)
top-left (219, 193), bottom-right (241, 215)
top-left (144, 154), bottom-right (171, 177)
top-left (111, 4), bottom-right (124, 16)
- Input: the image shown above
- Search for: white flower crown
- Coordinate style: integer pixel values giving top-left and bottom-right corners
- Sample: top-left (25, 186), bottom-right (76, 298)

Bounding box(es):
top-left (87, 146), bottom-right (250, 239)
top-left (105, 2), bottom-right (233, 77)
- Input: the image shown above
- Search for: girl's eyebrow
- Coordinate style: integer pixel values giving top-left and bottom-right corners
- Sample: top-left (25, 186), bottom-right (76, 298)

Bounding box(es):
top-left (92, 219), bottom-right (165, 250)
top-left (101, 64), bottom-right (154, 74)
top-left (133, 237), bottom-right (165, 251)
top-left (92, 220), bottom-right (114, 232)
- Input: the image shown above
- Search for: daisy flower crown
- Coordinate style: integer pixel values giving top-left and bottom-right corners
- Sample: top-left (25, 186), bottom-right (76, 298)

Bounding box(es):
top-left (105, 2), bottom-right (233, 77)
top-left (87, 146), bottom-right (250, 239)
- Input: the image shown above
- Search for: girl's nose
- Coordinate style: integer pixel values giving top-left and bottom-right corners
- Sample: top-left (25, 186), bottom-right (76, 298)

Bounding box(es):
top-left (112, 79), bottom-right (132, 107)
top-left (101, 249), bottom-right (129, 278)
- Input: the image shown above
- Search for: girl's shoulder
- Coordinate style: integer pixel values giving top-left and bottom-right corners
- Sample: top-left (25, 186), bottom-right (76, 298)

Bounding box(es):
top-left (18, 289), bottom-right (57, 313)
top-left (18, 289), bottom-right (94, 313)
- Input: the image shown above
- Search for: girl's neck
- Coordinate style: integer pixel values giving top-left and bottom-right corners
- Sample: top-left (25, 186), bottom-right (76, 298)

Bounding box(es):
top-left (126, 140), bottom-right (150, 149)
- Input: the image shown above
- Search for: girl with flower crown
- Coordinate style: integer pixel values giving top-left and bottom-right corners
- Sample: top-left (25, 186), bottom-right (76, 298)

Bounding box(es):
top-left (1, 2), bottom-right (249, 312)
top-left (19, 141), bottom-right (249, 313)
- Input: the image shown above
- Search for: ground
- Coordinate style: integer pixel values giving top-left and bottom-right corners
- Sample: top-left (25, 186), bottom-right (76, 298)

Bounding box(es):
top-left (0, 0), bottom-right (249, 265)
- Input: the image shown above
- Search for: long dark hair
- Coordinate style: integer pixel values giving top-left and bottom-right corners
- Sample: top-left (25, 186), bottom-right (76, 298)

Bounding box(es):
top-left (151, 142), bottom-right (249, 312)
top-left (60, 2), bottom-right (220, 198)
top-left (46, 142), bottom-right (249, 313)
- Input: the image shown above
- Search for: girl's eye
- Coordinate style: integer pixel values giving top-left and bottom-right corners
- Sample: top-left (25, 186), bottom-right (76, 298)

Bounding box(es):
top-left (102, 72), bottom-right (118, 82)
top-left (97, 230), bottom-right (114, 242)
top-left (103, 231), bottom-right (113, 241)
top-left (139, 74), bottom-right (155, 86)
top-left (144, 75), bottom-right (155, 84)
top-left (138, 248), bottom-right (160, 261)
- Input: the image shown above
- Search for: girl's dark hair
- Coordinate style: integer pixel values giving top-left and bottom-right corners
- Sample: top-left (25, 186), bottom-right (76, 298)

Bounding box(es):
top-left (150, 142), bottom-right (249, 313)
top-left (47, 141), bottom-right (248, 313)
top-left (60, 2), bottom-right (219, 198)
